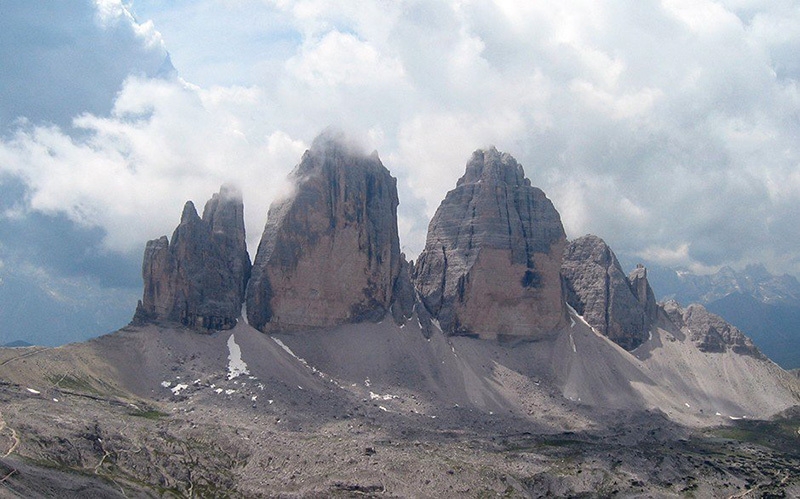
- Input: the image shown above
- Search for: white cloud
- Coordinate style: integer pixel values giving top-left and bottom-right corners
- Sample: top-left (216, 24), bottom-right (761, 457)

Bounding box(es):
top-left (3, 0), bottom-right (800, 279)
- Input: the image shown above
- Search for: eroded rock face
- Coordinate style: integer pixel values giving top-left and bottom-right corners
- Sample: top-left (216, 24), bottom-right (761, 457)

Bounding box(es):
top-left (561, 235), bottom-right (651, 351)
top-left (413, 147), bottom-right (567, 339)
top-left (663, 301), bottom-right (763, 357)
top-left (135, 185), bottom-right (251, 330)
top-left (246, 133), bottom-right (403, 332)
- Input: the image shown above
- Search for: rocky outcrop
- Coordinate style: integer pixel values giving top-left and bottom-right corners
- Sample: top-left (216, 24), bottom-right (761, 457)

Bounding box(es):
top-left (135, 185), bottom-right (251, 330)
top-left (413, 147), bottom-right (567, 339)
top-left (662, 301), bottom-right (763, 358)
top-left (561, 235), bottom-right (653, 351)
top-left (245, 133), bottom-right (405, 332)
top-left (628, 264), bottom-right (659, 324)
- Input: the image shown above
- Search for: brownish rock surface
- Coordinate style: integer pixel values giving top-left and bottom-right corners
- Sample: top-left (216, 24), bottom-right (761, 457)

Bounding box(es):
top-left (135, 185), bottom-right (251, 330)
top-left (245, 133), bottom-right (404, 332)
top-left (561, 235), bottom-right (651, 350)
top-left (413, 147), bottom-right (567, 339)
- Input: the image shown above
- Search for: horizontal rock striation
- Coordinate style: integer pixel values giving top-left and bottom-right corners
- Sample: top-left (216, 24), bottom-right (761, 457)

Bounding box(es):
top-left (135, 185), bottom-right (251, 330)
top-left (562, 235), bottom-right (655, 351)
top-left (246, 133), bottom-right (407, 332)
top-left (413, 147), bottom-right (567, 339)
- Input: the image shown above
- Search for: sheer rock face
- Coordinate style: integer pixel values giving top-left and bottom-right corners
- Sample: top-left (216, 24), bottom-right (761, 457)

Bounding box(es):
top-left (561, 235), bottom-right (652, 351)
top-left (662, 301), bottom-right (763, 358)
top-left (246, 135), bottom-right (404, 332)
top-left (136, 185), bottom-right (251, 330)
top-left (413, 148), bottom-right (567, 339)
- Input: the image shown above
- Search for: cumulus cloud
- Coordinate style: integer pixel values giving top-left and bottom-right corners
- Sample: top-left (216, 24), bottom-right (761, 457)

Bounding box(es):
top-left (4, 0), bottom-right (800, 283)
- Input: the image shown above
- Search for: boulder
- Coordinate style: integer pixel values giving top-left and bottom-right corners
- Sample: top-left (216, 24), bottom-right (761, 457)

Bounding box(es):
top-left (413, 147), bottom-right (567, 339)
top-left (246, 132), bottom-right (403, 332)
top-left (135, 185), bottom-right (251, 330)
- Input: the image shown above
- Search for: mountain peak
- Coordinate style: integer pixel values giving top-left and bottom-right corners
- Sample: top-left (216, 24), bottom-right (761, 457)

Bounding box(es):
top-left (458, 147), bottom-right (530, 187)
top-left (414, 148), bottom-right (566, 339)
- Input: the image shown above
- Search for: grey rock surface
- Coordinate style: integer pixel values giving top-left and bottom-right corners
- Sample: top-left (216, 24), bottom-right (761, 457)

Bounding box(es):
top-left (663, 301), bottom-right (763, 357)
top-left (246, 132), bottom-right (402, 332)
top-left (135, 185), bottom-right (251, 330)
top-left (413, 147), bottom-right (567, 339)
top-left (562, 235), bottom-right (651, 350)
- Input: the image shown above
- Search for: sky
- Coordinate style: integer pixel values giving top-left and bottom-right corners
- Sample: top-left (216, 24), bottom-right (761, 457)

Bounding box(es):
top-left (2, 0), bottom-right (800, 344)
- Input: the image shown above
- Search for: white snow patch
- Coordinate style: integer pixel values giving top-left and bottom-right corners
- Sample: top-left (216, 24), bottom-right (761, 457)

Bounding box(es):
top-left (241, 302), bottom-right (249, 325)
top-left (273, 337), bottom-right (300, 359)
top-left (193, 379), bottom-right (201, 385)
top-left (160, 381), bottom-right (171, 388)
top-left (715, 412), bottom-right (723, 416)
top-left (370, 391), bottom-right (397, 401)
top-left (399, 323), bottom-right (405, 329)
top-left (685, 402), bottom-right (691, 408)
top-left (364, 378), bottom-right (371, 387)
top-left (171, 384), bottom-right (188, 395)
top-left (52, 398), bottom-right (59, 402)
top-left (214, 388), bottom-right (223, 394)
top-left (268, 399), bottom-right (274, 404)
top-left (251, 395), bottom-right (258, 402)
top-left (569, 333), bottom-right (577, 353)
top-left (378, 405), bottom-right (388, 412)
top-left (26, 388), bottom-right (40, 394)
top-left (227, 334), bottom-right (250, 380)
top-left (225, 389), bottom-right (236, 395)
top-left (431, 318), bottom-right (442, 331)
top-left (569, 316), bottom-right (575, 328)
top-left (566, 304), bottom-right (602, 336)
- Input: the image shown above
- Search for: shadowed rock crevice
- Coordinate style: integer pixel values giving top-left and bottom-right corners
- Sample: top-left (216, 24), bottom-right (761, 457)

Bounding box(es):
top-left (134, 185), bottom-right (251, 331)
top-left (414, 147), bottom-right (567, 339)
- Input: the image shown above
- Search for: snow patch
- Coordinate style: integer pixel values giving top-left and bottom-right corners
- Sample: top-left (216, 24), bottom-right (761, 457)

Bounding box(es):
top-left (171, 384), bottom-right (188, 395)
top-left (241, 302), bottom-right (249, 325)
top-left (26, 388), bottom-right (40, 394)
top-left (370, 391), bottom-right (397, 401)
top-left (161, 381), bottom-right (172, 388)
top-left (214, 388), bottom-right (223, 394)
top-left (225, 389), bottom-right (236, 395)
top-left (569, 333), bottom-right (577, 353)
top-left (227, 334), bottom-right (250, 380)
top-left (684, 402), bottom-right (691, 408)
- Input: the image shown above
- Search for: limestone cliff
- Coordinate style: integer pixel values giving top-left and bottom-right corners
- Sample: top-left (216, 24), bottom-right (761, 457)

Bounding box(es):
top-left (413, 147), bottom-right (567, 339)
top-left (245, 133), bottom-right (405, 332)
top-left (561, 235), bottom-right (652, 351)
top-left (135, 185), bottom-right (251, 330)
top-left (662, 300), bottom-right (763, 357)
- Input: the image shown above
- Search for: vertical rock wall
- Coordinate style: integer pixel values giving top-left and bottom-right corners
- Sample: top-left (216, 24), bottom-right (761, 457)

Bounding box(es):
top-left (413, 148), bottom-right (567, 339)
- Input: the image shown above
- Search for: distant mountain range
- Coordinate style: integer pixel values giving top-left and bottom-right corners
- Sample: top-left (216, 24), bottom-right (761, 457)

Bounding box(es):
top-left (621, 261), bottom-right (800, 370)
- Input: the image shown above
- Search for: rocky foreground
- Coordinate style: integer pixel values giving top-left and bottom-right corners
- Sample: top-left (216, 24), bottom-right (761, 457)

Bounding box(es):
top-left (1, 134), bottom-right (799, 497)
top-left (0, 316), bottom-right (798, 498)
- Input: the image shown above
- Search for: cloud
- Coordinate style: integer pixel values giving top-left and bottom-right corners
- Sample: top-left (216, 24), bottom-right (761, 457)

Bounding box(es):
top-left (0, 0), bottom-right (170, 130)
top-left (3, 0), bottom-right (800, 284)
